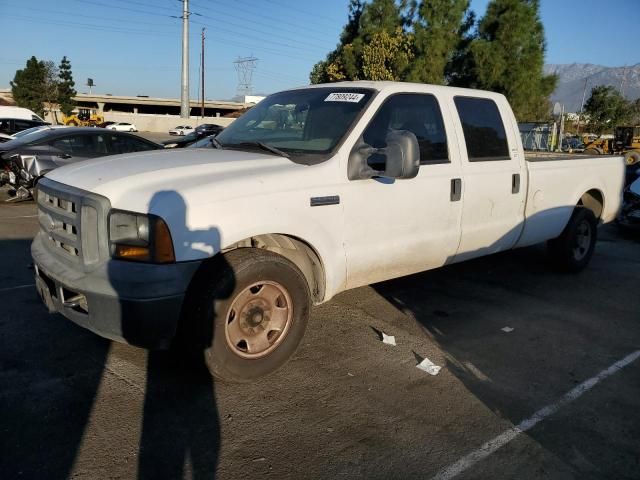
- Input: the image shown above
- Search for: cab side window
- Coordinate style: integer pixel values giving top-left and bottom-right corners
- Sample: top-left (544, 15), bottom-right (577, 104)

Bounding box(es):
top-left (454, 97), bottom-right (510, 161)
top-left (108, 135), bottom-right (156, 154)
top-left (362, 93), bottom-right (449, 166)
top-left (52, 135), bottom-right (106, 155)
top-left (0, 119), bottom-right (11, 134)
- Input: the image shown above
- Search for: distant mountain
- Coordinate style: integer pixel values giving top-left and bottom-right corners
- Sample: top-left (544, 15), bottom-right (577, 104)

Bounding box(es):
top-left (544, 63), bottom-right (640, 112)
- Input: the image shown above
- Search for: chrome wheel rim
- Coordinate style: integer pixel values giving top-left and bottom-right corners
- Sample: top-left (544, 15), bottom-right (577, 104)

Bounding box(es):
top-left (224, 281), bottom-right (293, 359)
top-left (572, 220), bottom-right (592, 261)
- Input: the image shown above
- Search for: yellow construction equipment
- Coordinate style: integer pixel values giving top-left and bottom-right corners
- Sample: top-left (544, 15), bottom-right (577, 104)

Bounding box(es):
top-left (583, 126), bottom-right (640, 165)
top-left (63, 108), bottom-right (104, 127)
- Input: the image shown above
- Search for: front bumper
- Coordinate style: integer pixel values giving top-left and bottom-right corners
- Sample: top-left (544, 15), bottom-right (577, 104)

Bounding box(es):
top-left (31, 233), bottom-right (202, 349)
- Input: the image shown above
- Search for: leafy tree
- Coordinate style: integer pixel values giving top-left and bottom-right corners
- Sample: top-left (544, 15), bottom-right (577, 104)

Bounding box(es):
top-left (406, 0), bottom-right (473, 85)
top-left (58, 56), bottom-right (77, 117)
top-left (309, 0), bottom-right (411, 83)
top-left (361, 28), bottom-right (414, 80)
top-left (583, 85), bottom-right (633, 134)
top-left (11, 56), bottom-right (47, 117)
top-left (468, 0), bottom-right (556, 121)
top-left (631, 98), bottom-right (640, 126)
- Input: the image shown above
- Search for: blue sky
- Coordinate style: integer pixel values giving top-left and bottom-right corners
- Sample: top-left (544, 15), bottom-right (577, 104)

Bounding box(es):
top-left (0, 0), bottom-right (637, 100)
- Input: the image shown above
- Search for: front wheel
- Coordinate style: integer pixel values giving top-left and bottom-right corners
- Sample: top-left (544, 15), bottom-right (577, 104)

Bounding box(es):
top-left (548, 207), bottom-right (598, 272)
top-left (184, 248), bottom-right (310, 382)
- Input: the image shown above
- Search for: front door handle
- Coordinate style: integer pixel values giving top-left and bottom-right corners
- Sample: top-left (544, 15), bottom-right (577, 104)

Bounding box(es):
top-left (58, 153), bottom-right (72, 159)
top-left (512, 173), bottom-right (520, 194)
top-left (450, 178), bottom-right (462, 202)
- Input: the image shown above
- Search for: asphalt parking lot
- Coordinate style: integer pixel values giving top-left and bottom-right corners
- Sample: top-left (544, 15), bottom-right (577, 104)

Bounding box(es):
top-left (1, 190), bottom-right (639, 480)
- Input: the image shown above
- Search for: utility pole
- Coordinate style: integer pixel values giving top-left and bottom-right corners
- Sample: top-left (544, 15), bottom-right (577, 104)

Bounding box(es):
top-left (576, 77), bottom-right (589, 135)
top-left (201, 27), bottom-right (205, 118)
top-left (180, 0), bottom-right (190, 119)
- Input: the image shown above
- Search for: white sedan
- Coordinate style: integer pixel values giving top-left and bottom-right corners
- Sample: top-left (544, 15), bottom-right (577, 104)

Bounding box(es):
top-left (108, 122), bottom-right (138, 132)
top-left (169, 125), bottom-right (194, 136)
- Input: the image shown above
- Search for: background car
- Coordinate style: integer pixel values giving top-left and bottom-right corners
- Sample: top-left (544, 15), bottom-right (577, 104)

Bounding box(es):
top-left (169, 125), bottom-right (194, 136)
top-left (163, 130), bottom-right (210, 148)
top-left (0, 118), bottom-right (49, 135)
top-left (0, 127), bottom-right (162, 195)
top-left (108, 122), bottom-right (137, 132)
top-left (195, 123), bottom-right (224, 136)
top-left (98, 121), bottom-right (116, 128)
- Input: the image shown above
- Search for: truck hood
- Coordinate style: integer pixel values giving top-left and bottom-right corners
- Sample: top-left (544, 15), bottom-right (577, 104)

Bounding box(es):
top-left (45, 148), bottom-right (306, 208)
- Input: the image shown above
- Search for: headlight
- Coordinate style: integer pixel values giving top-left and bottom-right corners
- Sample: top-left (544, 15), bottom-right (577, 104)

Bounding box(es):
top-left (109, 210), bottom-right (175, 263)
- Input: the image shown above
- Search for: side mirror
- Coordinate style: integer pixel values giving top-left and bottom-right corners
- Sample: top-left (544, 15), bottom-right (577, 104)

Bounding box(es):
top-left (347, 130), bottom-right (420, 181)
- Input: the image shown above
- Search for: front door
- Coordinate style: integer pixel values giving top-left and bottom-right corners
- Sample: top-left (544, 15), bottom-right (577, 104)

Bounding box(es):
top-left (342, 93), bottom-right (463, 289)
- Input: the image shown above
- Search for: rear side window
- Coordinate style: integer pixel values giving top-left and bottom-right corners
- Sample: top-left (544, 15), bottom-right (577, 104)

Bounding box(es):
top-left (454, 97), bottom-right (509, 161)
top-left (363, 93), bottom-right (449, 164)
top-left (108, 134), bottom-right (155, 154)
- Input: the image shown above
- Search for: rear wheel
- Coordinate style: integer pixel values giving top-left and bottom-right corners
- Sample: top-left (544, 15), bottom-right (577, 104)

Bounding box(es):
top-left (548, 208), bottom-right (598, 272)
top-left (183, 248), bottom-right (310, 382)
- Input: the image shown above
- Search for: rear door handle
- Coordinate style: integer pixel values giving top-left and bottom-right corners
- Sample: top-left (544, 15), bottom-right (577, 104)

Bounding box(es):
top-left (450, 178), bottom-right (462, 202)
top-left (512, 173), bottom-right (520, 194)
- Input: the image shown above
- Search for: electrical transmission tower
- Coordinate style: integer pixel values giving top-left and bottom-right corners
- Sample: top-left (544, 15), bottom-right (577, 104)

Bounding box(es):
top-left (234, 56), bottom-right (258, 98)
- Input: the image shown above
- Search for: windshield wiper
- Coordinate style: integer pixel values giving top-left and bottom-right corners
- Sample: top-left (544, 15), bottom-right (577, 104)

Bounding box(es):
top-left (224, 141), bottom-right (290, 158)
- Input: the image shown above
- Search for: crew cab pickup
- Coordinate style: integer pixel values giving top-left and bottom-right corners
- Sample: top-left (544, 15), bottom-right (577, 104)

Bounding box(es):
top-left (32, 82), bottom-right (625, 381)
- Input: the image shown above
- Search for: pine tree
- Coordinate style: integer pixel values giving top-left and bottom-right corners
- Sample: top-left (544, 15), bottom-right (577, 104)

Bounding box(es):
top-left (10, 56), bottom-right (47, 117)
top-left (469, 0), bottom-right (556, 121)
top-left (58, 56), bottom-right (77, 117)
top-left (406, 0), bottom-right (472, 85)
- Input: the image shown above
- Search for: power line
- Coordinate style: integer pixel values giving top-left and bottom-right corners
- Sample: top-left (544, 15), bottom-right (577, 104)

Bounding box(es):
top-left (263, 0), bottom-right (346, 24)
top-left (197, 0), bottom-right (342, 42)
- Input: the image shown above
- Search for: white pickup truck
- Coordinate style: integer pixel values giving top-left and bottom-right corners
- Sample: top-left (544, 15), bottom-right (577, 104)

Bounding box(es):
top-left (32, 82), bottom-right (624, 381)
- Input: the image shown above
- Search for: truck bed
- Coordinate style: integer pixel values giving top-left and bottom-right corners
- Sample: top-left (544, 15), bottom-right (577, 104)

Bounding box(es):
top-left (525, 151), bottom-right (608, 162)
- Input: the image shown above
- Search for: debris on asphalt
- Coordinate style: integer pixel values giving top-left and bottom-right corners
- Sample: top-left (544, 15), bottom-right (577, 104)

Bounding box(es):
top-left (347, 372), bottom-right (354, 377)
top-left (416, 357), bottom-right (441, 376)
top-left (501, 326), bottom-right (515, 333)
top-left (381, 332), bottom-right (396, 346)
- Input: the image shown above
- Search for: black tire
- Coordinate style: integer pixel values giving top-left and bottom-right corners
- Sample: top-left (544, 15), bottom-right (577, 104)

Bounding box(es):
top-left (547, 207), bottom-right (598, 272)
top-left (182, 248), bottom-right (310, 382)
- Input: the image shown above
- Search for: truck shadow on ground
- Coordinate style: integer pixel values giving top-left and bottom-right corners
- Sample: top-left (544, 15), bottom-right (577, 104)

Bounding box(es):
top-left (0, 192), bottom-right (230, 479)
top-left (109, 190), bottom-right (228, 479)
top-left (370, 227), bottom-right (640, 477)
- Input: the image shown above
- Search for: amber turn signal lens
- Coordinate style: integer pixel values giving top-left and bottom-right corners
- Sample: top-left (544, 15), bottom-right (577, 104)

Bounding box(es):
top-left (114, 245), bottom-right (151, 261)
top-left (154, 219), bottom-right (175, 263)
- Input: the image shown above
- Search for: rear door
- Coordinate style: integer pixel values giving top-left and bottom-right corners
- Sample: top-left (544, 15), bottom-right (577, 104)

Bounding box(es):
top-left (450, 96), bottom-right (526, 262)
top-left (342, 92), bottom-right (463, 289)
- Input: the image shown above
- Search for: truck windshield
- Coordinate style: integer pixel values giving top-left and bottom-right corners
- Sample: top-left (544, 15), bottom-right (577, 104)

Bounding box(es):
top-left (215, 87), bottom-right (375, 163)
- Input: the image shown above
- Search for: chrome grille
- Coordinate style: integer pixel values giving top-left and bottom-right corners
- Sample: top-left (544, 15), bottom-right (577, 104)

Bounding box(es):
top-left (38, 187), bottom-right (83, 262)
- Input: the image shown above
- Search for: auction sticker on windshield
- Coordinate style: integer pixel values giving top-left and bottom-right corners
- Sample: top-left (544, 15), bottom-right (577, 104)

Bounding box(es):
top-left (324, 92), bottom-right (365, 103)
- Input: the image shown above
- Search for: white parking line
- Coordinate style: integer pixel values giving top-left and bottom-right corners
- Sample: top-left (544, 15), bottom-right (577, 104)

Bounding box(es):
top-left (0, 284), bottom-right (35, 293)
top-left (431, 349), bottom-right (640, 480)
